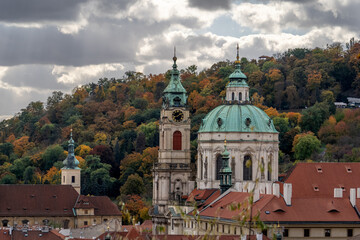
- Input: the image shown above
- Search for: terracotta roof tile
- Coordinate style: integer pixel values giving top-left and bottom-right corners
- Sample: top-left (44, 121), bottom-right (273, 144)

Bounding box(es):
top-left (0, 185), bottom-right (78, 217)
top-left (284, 162), bottom-right (360, 198)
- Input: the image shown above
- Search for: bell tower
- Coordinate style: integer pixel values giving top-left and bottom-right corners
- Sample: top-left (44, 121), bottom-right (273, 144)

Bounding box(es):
top-left (152, 49), bottom-right (192, 234)
top-left (61, 130), bottom-right (81, 194)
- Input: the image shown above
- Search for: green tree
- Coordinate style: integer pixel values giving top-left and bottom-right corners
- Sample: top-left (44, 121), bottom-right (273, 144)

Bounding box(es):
top-left (9, 157), bottom-right (31, 180)
top-left (120, 174), bottom-right (145, 196)
top-left (294, 134), bottom-right (321, 160)
top-left (0, 173), bottom-right (17, 184)
top-left (23, 166), bottom-right (36, 184)
top-left (300, 102), bottom-right (330, 134)
top-left (41, 145), bottom-right (66, 171)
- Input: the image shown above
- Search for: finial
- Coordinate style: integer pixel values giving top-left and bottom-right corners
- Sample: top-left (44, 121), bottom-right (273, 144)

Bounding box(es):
top-left (224, 137), bottom-right (227, 146)
top-left (70, 128), bottom-right (73, 138)
top-left (173, 46), bottom-right (177, 63)
top-left (236, 43), bottom-right (239, 61)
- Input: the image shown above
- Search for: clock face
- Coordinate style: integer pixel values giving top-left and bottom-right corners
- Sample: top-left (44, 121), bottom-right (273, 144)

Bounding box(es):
top-left (172, 110), bottom-right (184, 122)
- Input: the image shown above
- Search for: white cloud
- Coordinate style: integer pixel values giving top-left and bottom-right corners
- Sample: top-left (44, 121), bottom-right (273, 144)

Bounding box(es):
top-left (52, 63), bottom-right (125, 84)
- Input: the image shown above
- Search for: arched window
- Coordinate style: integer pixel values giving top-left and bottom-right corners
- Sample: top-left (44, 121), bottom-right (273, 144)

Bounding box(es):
top-left (216, 154), bottom-right (222, 180)
top-left (173, 97), bottom-right (181, 106)
top-left (261, 158), bottom-right (265, 180)
top-left (2, 220), bottom-right (9, 227)
top-left (63, 219), bottom-right (70, 229)
top-left (239, 92), bottom-right (242, 101)
top-left (232, 92), bottom-right (235, 101)
top-left (243, 155), bottom-right (252, 181)
top-left (173, 131), bottom-right (182, 150)
top-left (268, 154), bottom-right (272, 181)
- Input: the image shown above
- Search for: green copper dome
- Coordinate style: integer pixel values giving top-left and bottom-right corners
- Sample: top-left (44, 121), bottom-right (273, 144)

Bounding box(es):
top-left (62, 131), bottom-right (80, 170)
top-left (198, 104), bottom-right (277, 133)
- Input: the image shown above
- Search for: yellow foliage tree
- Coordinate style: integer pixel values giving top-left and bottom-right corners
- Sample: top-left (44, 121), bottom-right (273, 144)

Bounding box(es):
top-left (94, 132), bottom-right (108, 145)
top-left (77, 156), bottom-right (86, 169)
top-left (75, 145), bottom-right (92, 158)
top-left (123, 120), bottom-right (137, 129)
top-left (264, 107), bottom-right (279, 118)
top-left (43, 167), bottom-right (61, 184)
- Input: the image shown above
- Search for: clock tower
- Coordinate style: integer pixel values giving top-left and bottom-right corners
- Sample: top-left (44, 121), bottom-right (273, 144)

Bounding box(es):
top-left (152, 50), bottom-right (192, 234)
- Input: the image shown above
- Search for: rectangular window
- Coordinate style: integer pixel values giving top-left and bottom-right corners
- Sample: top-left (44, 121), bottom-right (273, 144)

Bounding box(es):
top-left (304, 229), bottom-right (310, 237)
top-left (84, 221), bottom-right (88, 226)
top-left (348, 229), bottom-right (353, 237)
top-left (262, 229), bottom-right (268, 236)
top-left (325, 229), bottom-right (331, 237)
top-left (71, 176), bottom-right (75, 183)
top-left (283, 229), bottom-right (289, 237)
top-left (84, 210), bottom-right (88, 214)
top-left (63, 176), bottom-right (65, 182)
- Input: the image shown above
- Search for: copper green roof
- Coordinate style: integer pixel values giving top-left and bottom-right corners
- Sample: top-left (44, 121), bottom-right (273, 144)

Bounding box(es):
top-left (62, 131), bottom-right (80, 169)
top-left (198, 104), bottom-right (277, 133)
top-left (226, 45), bottom-right (249, 88)
top-left (163, 50), bottom-right (187, 107)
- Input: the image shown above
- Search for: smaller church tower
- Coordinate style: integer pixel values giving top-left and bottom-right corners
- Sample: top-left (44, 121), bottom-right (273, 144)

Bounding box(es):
top-left (61, 130), bottom-right (81, 194)
top-left (219, 140), bottom-right (232, 193)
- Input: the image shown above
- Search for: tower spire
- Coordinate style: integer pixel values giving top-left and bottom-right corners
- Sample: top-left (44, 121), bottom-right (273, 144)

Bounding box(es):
top-left (162, 47), bottom-right (187, 108)
top-left (63, 130), bottom-right (79, 169)
top-left (236, 43), bottom-right (239, 62)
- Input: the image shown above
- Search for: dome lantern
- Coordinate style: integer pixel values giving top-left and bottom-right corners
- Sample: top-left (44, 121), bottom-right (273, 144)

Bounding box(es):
top-left (225, 44), bottom-right (250, 103)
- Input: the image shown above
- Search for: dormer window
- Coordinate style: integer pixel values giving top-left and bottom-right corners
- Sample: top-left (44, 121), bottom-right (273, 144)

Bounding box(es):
top-left (315, 165), bottom-right (322, 173)
top-left (313, 185), bottom-right (319, 191)
top-left (345, 165), bottom-right (352, 173)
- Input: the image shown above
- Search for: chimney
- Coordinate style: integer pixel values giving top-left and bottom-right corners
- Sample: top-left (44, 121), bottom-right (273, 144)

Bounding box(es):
top-left (350, 188), bottom-right (356, 207)
top-left (283, 183), bottom-right (292, 206)
top-left (273, 183), bottom-right (280, 198)
top-left (334, 188), bottom-right (343, 198)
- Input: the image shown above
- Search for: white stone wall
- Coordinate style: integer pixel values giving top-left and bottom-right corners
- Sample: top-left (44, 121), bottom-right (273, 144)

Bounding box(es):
top-left (197, 131), bottom-right (279, 191)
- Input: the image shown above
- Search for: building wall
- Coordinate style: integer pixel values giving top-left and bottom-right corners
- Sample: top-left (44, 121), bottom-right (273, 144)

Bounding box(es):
top-left (183, 218), bottom-right (360, 239)
top-left (197, 131), bottom-right (279, 191)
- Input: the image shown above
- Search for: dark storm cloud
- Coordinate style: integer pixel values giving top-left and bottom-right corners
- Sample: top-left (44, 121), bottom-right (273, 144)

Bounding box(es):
top-left (1, 65), bottom-right (67, 90)
top-left (0, 0), bottom-right (87, 22)
top-left (0, 17), bottom-right (172, 66)
top-left (281, 1), bottom-right (360, 32)
top-left (95, 0), bottom-right (138, 14)
top-left (188, 0), bottom-right (232, 11)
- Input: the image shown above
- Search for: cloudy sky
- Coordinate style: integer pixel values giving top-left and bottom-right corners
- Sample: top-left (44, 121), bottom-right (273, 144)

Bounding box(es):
top-left (0, 0), bottom-right (359, 119)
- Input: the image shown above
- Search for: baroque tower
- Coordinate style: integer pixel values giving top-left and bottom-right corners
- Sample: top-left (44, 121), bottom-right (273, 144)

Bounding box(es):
top-left (152, 50), bottom-right (192, 234)
top-left (61, 130), bottom-right (81, 194)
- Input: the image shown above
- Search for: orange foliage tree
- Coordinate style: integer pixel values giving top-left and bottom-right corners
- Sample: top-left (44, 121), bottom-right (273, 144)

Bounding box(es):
top-left (13, 136), bottom-right (35, 157)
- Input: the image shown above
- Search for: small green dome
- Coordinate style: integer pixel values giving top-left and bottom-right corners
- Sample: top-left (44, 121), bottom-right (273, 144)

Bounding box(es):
top-left (199, 104), bottom-right (277, 133)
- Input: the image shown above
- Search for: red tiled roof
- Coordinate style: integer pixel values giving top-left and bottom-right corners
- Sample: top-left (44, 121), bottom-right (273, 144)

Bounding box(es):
top-left (87, 196), bottom-right (121, 216)
top-left (261, 197), bottom-right (360, 222)
top-left (11, 230), bottom-right (65, 240)
top-left (198, 163), bottom-right (360, 223)
top-left (0, 229), bottom-right (10, 240)
top-left (0, 185), bottom-right (121, 217)
top-left (187, 188), bottom-right (219, 202)
top-left (0, 185), bottom-right (78, 217)
top-left (74, 195), bottom-right (96, 209)
top-left (284, 162), bottom-right (360, 198)
top-left (199, 192), bottom-right (275, 220)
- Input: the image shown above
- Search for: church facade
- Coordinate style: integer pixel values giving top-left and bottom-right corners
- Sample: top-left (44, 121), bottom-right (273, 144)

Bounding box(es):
top-left (151, 47), bottom-right (279, 235)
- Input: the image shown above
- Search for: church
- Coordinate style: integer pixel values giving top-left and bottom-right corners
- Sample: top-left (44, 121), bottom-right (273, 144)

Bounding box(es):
top-left (151, 47), bottom-right (360, 239)
top-left (0, 132), bottom-right (121, 229)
